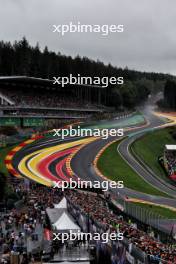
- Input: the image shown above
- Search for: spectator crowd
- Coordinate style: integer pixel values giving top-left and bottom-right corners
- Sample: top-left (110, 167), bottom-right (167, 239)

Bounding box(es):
top-left (0, 88), bottom-right (100, 109)
top-left (67, 190), bottom-right (176, 263)
top-left (164, 150), bottom-right (176, 177)
top-left (0, 182), bottom-right (176, 263)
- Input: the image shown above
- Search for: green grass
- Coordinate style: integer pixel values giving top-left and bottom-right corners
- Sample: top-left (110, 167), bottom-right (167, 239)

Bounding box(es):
top-left (131, 127), bottom-right (176, 183)
top-left (0, 145), bottom-right (16, 176)
top-left (97, 140), bottom-right (170, 197)
top-left (131, 202), bottom-right (176, 219)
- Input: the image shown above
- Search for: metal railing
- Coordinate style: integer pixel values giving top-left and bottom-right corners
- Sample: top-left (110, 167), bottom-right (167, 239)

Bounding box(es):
top-left (110, 192), bottom-right (176, 237)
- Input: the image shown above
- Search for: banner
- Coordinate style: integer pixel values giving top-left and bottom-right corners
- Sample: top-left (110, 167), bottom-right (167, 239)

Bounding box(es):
top-left (23, 118), bottom-right (44, 127)
top-left (0, 117), bottom-right (20, 126)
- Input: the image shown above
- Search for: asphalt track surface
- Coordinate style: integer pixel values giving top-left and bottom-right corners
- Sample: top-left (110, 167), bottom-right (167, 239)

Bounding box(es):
top-left (11, 109), bottom-right (176, 208)
top-left (71, 109), bottom-right (176, 208)
top-left (12, 136), bottom-right (97, 186)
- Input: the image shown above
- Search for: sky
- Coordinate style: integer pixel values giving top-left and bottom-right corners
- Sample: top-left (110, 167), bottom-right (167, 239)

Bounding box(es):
top-left (0, 0), bottom-right (176, 75)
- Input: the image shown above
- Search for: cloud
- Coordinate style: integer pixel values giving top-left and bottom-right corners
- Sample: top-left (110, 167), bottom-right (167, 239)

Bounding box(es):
top-left (0, 0), bottom-right (176, 74)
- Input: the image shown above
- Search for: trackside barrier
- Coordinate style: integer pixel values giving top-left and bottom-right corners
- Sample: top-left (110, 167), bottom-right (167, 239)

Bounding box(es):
top-left (67, 195), bottom-right (172, 264)
top-left (114, 111), bottom-right (134, 120)
top-left (125, 202), bottom-right (175, 234)
top-left (66, 196), bottom-right (147, 263)
top-left (110, 192), bottom-right (176, 237)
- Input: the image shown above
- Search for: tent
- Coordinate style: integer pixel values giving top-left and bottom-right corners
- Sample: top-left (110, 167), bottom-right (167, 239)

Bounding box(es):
top-left (53, 211), bottom-right (80, 232)
top-left (54, 197), bottom-right (67, 209)
top-left (46, 208), bottom-right (66, 224)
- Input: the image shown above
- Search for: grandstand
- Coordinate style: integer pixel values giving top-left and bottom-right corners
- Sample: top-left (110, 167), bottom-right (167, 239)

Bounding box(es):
top-left (0, 76), bottom-right (112, 128)
top-left (163, 145), bottom-right (176, 181)
top-left (1, 185), bottom-right (176, 263)
top-left (0, 76), bottom-right (107, 108)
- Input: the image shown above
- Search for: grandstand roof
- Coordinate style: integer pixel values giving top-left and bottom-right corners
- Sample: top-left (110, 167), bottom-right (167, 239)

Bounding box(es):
top-left (0, 76), bottom-right (104, 89)
top-left (0, 106), bottom-right (104, 113)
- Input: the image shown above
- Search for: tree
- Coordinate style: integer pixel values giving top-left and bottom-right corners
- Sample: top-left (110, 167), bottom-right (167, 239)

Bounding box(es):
top-left (0, 38), bottom-right (174, 109)
top-left (163, 80), bottom-right (176, 109)
top-left (108, 88), bottom-right (122, 109)
top-left (119, 82), bottom-right (137, 108)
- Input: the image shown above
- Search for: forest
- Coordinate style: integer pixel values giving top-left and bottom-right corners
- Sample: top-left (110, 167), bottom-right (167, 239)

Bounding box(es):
top-left (0, 37), bottom-right (174, 108)
top-left (158, 80), bottom-right (176, 109)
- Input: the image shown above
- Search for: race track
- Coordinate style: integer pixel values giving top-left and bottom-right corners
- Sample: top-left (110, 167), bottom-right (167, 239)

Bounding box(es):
top-left (8, 109), bottom-right (176, 209)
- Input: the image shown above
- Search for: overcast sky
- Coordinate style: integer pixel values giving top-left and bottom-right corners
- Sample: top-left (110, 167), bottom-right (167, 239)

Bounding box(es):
top-left (0, 0), bottom-right (176, 75)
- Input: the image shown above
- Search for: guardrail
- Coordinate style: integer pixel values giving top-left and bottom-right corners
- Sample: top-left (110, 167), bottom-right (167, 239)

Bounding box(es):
top-left (111, 192), bottom-right (176, 237)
